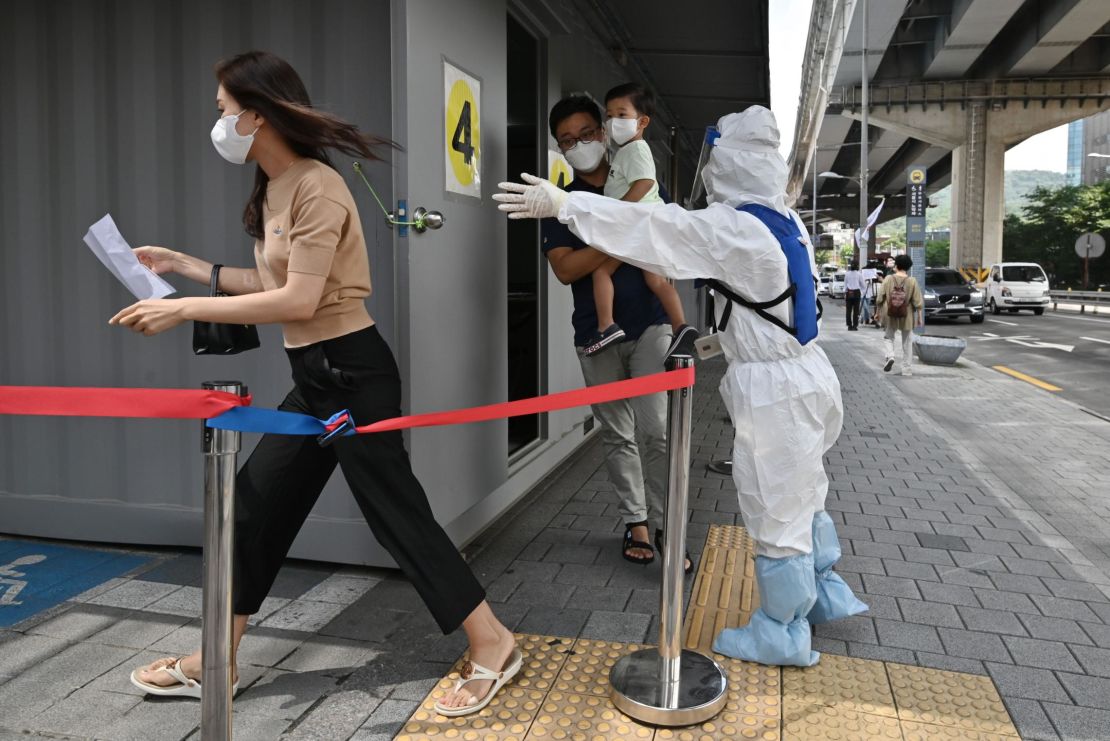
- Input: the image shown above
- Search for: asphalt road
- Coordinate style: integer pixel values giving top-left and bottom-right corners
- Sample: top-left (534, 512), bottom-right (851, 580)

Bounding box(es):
top-left (826, 299), bottom-right (1110, 417)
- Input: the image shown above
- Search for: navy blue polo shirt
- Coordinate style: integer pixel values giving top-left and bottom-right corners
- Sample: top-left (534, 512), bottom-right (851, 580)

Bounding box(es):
top-left (541, 178), bottom-right (668, 347)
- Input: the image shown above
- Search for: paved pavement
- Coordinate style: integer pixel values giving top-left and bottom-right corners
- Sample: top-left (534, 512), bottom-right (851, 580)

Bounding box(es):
top-left (2, 304), bottom-right (1110, 740)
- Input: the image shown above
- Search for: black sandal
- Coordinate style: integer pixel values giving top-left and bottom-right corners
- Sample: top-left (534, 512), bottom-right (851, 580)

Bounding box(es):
top-left (622, 521), bottom-right (655, 565)
top-left (655, 529), bottom-right (695, 575)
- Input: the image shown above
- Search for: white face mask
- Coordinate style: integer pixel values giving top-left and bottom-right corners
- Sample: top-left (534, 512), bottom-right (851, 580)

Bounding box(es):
top-left (605, 117), bottom-right (640, 146)
top-left (210, 112), bottom-right (258, 165)
top-left (564, 139), bottom-right (606, 173)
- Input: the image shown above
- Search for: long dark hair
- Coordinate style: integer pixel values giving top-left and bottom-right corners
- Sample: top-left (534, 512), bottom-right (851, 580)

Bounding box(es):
top-left (215, 51), bottom-right (394, 239)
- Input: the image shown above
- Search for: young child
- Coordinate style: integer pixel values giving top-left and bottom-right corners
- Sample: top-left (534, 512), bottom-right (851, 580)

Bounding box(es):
top-left (583, 83), bottom-right (698, 359)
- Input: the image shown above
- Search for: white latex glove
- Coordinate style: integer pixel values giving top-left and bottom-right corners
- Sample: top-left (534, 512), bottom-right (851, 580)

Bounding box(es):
top-left (494, 173), bottom-right (568, 220)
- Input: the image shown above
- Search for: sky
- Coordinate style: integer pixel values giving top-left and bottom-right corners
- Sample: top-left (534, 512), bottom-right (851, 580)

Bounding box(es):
top-left (768, 0), bottom-right (1068, 173)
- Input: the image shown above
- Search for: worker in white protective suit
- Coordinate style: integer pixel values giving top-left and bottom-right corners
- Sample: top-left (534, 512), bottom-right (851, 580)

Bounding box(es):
top-left (495, 106), bottom-right (867, 667)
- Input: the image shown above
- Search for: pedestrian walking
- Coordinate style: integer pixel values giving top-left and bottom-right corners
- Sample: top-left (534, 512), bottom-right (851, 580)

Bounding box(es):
top-left (876, 254), bottom-right (924, 376)
top-left (116, 50), bottom-right (519, 717)
top-left (844, 262), bottom-right (862, 330)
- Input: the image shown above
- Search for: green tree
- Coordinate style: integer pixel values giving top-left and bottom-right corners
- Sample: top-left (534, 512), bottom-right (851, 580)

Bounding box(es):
top-left (1003, 181), bottom-right (1110, 287)
top-left (925, 239), bottom-right (950, 267)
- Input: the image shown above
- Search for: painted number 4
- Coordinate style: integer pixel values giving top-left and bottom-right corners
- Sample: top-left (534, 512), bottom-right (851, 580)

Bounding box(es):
top-left (452, 100), bottom-right (475, 165)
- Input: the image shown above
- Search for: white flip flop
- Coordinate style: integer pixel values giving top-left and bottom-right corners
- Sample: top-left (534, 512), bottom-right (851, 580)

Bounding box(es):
top-left (434, 646), bottom-right (523, 717)
top-left (129, 658), bottom-right (239, 699)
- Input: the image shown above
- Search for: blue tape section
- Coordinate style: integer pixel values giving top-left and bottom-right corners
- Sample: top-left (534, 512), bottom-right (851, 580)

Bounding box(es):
top-left (206, 406), bottom-right (326, 434)
top-left (705, 128), bottom-right (721, 146)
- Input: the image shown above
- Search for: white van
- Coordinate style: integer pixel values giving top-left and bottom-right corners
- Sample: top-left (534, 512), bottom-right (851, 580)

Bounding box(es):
top-left (985, 262), bottom-right (1049, 315)
top-left (830, 273), bottom-right (846, 299)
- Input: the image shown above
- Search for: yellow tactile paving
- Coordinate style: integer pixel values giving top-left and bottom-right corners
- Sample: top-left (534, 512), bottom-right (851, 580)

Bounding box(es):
top-left (402, 524), bottom-right (1021, 740)
top-left (682, 524), bottom-right (759, 654)
top-left (900, 720), bottom-right (1021, 741)
top-left (782, 703), bottom-right (903, 740)
top-left (887, 663), bottom-right (1020, 737)
top-left (782, 653), bottom-right (897, 718)
top-left (397, 682), bottom-right (545, 741)
top-left (514, 635), bottom-right (575, 693)
top-left (528, 691), bottom-right (655, 739)
top-left (552, 638), bottom-right (646, 697)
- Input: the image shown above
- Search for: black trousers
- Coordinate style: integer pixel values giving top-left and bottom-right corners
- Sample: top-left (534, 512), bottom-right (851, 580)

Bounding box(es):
top-left (231, 325), bottom-right (485, 634)
top-left (845, 292), bottom-right (861, 328)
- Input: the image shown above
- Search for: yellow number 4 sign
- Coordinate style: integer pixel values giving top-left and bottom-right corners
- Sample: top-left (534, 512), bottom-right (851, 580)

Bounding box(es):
top-left (444, 60), bottom-right (481, 198)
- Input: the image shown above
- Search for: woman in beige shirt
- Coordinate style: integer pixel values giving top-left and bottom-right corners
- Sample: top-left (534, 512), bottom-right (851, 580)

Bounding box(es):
top-left (113, 51), bottom-right (518, 716)
top-left (875, 254), bottom-right (925, 376)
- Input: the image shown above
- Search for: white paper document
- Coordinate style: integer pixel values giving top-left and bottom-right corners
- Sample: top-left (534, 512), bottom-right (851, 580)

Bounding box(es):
top-left (83, 214), bottom-right (175, 300)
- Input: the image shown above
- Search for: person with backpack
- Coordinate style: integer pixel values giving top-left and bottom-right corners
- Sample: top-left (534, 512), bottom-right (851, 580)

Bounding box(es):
top-left (877, 254), bottom-right (924, 376)
top-left (495, 106), bottom-right (866, 667)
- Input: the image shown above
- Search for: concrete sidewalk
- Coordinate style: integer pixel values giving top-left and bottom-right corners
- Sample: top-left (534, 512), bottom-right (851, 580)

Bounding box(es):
top-left (2, 307), bottom-right (1110, 740)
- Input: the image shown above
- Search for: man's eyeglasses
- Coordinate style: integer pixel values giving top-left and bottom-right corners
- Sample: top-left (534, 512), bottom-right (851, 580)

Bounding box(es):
top-left (557, 127), bottom-right (602, 152)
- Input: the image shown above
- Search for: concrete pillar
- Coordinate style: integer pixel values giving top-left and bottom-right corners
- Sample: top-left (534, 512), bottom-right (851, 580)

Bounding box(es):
top-left (949, 145), bottom-right (966, 267)
top-left (981, 130), bottom-right (1007, 269)
top-left (950, 108), bottom-right (1016, 270)
top-left (839, 91), bottom-right (1110, 273)
top-left (950, 102), bottom-right (1005, 270)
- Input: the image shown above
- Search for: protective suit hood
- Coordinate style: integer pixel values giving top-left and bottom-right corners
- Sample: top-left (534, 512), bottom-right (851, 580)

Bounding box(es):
top-left (702, 106), bottom-right (789, 214)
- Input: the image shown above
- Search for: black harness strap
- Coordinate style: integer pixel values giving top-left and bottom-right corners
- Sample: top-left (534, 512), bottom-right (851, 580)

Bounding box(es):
top-left (707, 278), bottom-right (824, 335)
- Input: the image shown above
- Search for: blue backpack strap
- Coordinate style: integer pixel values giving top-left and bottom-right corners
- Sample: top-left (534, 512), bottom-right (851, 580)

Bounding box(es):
top-left (707, 204), bottom-right (820, 345)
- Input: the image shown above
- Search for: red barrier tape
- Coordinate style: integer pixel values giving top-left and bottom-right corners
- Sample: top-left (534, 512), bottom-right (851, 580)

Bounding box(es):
top-left (355, 367), bottom-right (694, 434)
top-left (0, 386), bottom-right (250, 419)
top-left (0, 366), bottom-right (693, 433)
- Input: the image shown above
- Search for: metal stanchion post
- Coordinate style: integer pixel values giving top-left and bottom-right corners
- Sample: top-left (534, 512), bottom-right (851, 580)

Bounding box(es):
top-left (609, 357), bottom-right (728, 726)
top-left (201, 381), bottom-right (244, 741)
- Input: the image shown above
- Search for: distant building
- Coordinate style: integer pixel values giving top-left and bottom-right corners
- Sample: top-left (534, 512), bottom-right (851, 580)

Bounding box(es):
top-left (1067, 120), bottom-right (1084, 186)
top-left (1081, 110), bottom-right (1110, 185)
top-left (926, 228), bottom-right (951, 242)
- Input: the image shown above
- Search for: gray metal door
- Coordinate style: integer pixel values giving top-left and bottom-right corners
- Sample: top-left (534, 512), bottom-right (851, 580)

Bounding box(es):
top-left (389, 0), bottom-right (510, 533)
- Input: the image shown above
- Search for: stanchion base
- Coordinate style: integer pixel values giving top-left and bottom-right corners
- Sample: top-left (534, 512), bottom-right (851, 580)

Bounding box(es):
top-left (707, 459), bottom-right (732, 476)
top-left (609, 649), bottom-right (728, 727)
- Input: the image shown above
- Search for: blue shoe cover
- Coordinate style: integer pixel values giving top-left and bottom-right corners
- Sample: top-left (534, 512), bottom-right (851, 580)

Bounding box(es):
top-left (808, 511), bottom-right (868, 624)
top-left (712, 554), bottom-right (819, 667)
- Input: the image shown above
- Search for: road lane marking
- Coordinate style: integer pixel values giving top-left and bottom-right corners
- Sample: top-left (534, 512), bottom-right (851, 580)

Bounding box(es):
top-left (1081, 336), bottom-right (1110, 346)
top-left (1006, 338), bottom-right (1074, 352)
top-left (972, 334), bottom-right (1074, 352)
top-left (988, 319), bottom-right (1019, 326)
top-left (992, 365), bottom-right (1062, 392)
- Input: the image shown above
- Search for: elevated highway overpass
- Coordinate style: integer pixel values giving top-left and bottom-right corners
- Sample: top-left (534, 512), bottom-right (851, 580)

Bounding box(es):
top-left (789, 0), bottom-right (1110, 271)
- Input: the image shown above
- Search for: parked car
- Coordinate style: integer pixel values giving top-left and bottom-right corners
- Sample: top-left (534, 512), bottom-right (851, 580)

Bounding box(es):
top-left (985, 262), bottom-right (1049, 315)
top-left (829, 272), bottom-right (846, 299)
top-left (818, 276), bottom-right (831, 296)
top-left (923, 268), bottom-right (984, 323)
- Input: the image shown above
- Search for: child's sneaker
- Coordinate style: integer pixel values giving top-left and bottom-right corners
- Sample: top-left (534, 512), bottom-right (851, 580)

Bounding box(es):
top-left (583, 324), bottom-right (626, 356)
top-left (665, 324), bottom-right (701, 363)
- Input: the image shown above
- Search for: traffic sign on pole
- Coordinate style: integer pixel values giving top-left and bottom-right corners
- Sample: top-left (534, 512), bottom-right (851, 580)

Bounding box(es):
top-left (907, 165), bottom-right (927, 334)
top-left (1075, 233), bottom-right (1105, 290)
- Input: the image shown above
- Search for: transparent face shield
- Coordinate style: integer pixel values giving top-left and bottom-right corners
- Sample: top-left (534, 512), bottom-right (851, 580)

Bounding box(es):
top-left (688, 126), bottom-right (720, 206)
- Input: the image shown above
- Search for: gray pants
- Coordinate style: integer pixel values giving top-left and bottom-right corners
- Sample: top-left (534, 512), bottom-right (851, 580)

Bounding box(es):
top-left (577, 323), bottom-right (669, 526)
top-left (884, 326), bottom-right (914, 371)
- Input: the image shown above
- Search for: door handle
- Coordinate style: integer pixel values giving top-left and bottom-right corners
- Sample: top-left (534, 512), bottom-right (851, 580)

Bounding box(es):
top-left (411, 207), bottom-right (444, 233)
top-left (385, 206), bottom-right (444, 234)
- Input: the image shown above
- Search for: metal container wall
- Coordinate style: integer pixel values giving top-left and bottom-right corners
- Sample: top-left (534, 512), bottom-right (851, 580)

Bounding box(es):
top-left (0, 0), bottom-right (394, 561)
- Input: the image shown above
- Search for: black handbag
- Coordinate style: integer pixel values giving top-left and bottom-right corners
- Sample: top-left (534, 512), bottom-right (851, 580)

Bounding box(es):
top-left (192, 264), bottom-right (260, 355)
